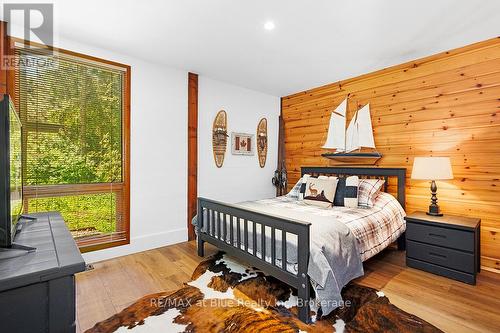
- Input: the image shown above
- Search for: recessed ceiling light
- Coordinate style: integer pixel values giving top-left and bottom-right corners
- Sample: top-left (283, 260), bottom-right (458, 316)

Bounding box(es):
top-left (264, 21), bottom-right (275, 31)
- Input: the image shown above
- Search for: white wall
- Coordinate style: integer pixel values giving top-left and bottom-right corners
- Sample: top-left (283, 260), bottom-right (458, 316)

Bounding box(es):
top-left (198, 76), bottom-right (280, 203)
top-left (17, 36), bottom-right (190, 263)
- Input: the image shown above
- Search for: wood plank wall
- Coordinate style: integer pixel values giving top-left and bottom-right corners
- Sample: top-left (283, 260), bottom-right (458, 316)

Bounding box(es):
top-left (282, 37), bottom-right (500, 272)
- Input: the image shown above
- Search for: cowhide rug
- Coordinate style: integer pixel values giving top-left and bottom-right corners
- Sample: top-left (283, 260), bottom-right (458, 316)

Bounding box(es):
top-left (86, 252), bottom-right (442, 333)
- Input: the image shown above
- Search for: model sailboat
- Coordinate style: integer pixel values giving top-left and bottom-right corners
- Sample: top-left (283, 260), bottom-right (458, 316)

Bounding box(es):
top-left (321, 99), bottom-right (382, 164)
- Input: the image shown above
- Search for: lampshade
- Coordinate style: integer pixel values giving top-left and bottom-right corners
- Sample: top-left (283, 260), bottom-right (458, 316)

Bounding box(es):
top-left (411, 157), bottom-right (453, 180)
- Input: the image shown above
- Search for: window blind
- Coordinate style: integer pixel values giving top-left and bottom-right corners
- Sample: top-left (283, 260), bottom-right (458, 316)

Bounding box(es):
top-left (14, 46), bottom-right (129, 250)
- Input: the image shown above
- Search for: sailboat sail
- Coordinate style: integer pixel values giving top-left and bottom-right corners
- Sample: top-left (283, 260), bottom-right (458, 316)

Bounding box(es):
top-left (345, 113), bottom-right (358, 152)
top-left (355, 104), bottom-right (376, 149)
top-left (322, 99), bottom-right (347, 151)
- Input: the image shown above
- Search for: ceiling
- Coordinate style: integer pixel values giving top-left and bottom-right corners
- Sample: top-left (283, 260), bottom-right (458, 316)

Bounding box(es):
top-left (2, 0), bottom-right (500, 96)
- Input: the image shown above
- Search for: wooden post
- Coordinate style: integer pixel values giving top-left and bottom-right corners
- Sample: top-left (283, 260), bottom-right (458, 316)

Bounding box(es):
top-left (187, 72), bottom-right (198, 241)
top-left (274, 99), bottom-right (287, 197)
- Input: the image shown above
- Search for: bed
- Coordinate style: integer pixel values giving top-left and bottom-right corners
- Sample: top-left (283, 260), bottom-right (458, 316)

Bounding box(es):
top-left (196, 167), bottom-right (406, 323)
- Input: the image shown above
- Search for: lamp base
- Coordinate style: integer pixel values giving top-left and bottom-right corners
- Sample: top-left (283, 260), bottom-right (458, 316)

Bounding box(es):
top-left (426, 211), bottom-right (443, 217)
top-left (427, 191), bottom-right (442, 216)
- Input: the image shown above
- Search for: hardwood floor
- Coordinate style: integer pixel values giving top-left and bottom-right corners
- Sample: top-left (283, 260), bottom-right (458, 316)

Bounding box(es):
top-left (76, 241), bottom-right (500, 333)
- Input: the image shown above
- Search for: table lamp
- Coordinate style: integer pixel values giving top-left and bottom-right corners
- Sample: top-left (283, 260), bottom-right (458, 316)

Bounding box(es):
top-left (411, 157), bottom-right (453, 216)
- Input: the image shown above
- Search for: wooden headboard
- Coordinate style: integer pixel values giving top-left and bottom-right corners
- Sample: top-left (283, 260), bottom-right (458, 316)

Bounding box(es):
top-left (301, 167), bottom-right (406, 209)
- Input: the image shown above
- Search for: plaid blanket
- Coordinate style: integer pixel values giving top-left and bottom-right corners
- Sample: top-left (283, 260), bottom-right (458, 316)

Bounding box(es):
top-left (250, 192), bottom-right (406, 262)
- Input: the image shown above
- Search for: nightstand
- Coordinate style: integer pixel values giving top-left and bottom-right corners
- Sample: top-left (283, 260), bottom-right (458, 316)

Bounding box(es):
top-left (405, 211), bottom-right (480, 285)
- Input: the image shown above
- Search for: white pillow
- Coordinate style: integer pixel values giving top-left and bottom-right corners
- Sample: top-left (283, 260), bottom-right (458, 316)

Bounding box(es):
top-left (286, 178), bottom-right (303, 199)
top-left (286, 174), bottom-right (312, 200)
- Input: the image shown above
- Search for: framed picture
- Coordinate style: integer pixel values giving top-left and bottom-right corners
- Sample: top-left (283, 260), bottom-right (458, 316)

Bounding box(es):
top-left (231, 132), bottom-right (254, 155)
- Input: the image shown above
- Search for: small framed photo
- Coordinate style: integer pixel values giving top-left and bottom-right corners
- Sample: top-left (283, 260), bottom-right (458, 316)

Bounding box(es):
top-left (231, 132), bottom-right (254, 155)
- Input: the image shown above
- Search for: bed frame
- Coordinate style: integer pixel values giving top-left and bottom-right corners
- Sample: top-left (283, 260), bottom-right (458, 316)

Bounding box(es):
top-left (197, 167), bottom-right (406, 323)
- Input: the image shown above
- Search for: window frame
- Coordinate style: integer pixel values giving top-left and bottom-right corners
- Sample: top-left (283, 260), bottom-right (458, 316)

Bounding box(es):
top-left (7, 37), bottom-right (131, 252)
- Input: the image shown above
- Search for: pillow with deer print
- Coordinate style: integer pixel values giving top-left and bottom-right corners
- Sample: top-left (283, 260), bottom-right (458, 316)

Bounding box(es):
top-left (303, 177), bottom-right (338, 208)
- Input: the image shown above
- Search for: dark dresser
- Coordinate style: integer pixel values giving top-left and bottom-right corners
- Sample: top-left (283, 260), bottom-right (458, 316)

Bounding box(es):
top-left (0, 212), bottom-right (86, 333)
top-left (405, 211), bottom-right (480, 285)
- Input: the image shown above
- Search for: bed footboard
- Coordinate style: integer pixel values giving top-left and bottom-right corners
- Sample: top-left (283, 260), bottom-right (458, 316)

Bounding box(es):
top-left (197, 197), bottom-right (312, 323)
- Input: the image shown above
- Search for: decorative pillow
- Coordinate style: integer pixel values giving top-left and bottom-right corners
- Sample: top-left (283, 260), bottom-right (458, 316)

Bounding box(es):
top-left (333, 177), bottom-right (346, 206)
top-left (333, 176), bottom-right (359, 207)
top-left (287, 178), bottom-right (303, 199)
top-left (303, 177), bottom-right (338, 208)
top-left (318, 175), bottom-right (338, 181)
top-left (298, 174), bottom-right (310, 200)
top-left (344, 176), bottom-right (359, 208)
top-left (358, 178), bottom-right (385, 207)
top-left (286, 174), bottom-right (311, 200)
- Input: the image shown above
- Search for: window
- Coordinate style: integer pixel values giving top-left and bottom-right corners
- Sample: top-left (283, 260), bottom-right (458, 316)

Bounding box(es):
top-left (12, 40), bottom-right (130, 252)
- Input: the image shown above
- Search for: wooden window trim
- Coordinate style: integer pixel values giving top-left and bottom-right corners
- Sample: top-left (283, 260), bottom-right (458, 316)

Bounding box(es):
top-left (7, 36), bottom-right (131, 252)
top-left (187, 72), bottom-right (198, 241)
top-left (1, 22), bottom-right (8, 94)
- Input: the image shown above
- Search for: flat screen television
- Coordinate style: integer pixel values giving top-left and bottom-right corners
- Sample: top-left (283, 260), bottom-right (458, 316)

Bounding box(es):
top-left (0, 94), bottom-right (23, 248)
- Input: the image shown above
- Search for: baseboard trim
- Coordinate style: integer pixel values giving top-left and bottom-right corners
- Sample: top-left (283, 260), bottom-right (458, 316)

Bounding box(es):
top-left (82, 228), bottom-right (188, 263)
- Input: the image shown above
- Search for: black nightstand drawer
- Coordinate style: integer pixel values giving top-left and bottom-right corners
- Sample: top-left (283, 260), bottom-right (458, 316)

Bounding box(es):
top-left (407, 240), bottom-right (475, 273)
top-left (406, 258), bottom-right (476, 285)
top-left (406, 222), bottom-right (474, 252)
